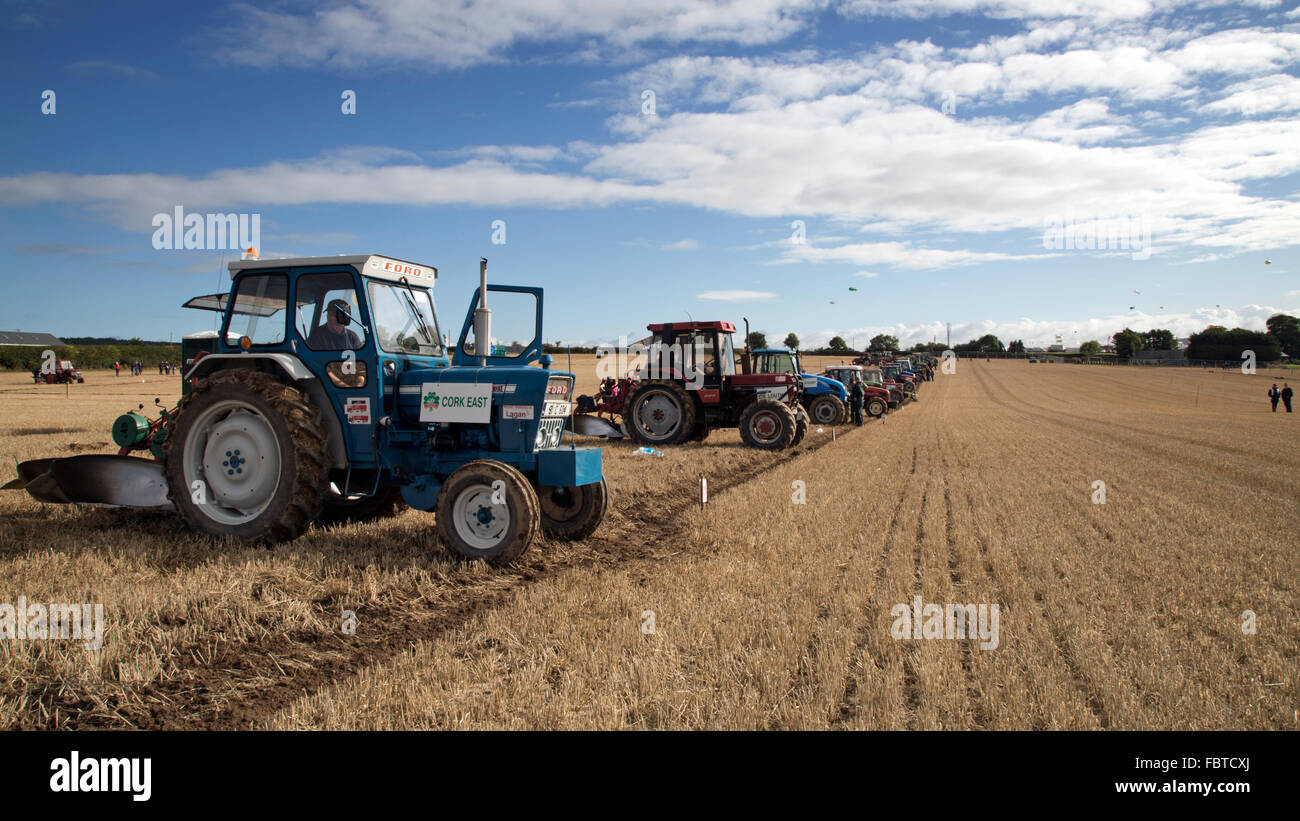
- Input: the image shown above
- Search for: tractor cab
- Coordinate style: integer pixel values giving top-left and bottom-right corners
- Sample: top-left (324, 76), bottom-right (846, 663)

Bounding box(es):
top-left (635, 320), bottom-right (738, 390)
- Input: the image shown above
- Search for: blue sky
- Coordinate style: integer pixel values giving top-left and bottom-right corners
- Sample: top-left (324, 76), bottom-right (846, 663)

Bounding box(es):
top-left (1, 0), bottom-right (1298, 349)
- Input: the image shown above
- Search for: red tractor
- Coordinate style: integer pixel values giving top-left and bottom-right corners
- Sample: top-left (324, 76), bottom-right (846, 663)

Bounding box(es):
top-left (574, 320), bottom-right (808, 449)
top-left (32, 359), bottom-right (84, 384)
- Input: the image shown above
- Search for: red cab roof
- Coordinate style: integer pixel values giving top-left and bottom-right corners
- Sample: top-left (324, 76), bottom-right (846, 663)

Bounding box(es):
top-left (646, 321), bottom-right (737, 334)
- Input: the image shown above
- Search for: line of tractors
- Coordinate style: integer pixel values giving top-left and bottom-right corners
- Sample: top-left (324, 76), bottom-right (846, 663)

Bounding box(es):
top-left (5, 254), bottom-right (932, 568)
top-left (571, 319), bottom-right (934, 449)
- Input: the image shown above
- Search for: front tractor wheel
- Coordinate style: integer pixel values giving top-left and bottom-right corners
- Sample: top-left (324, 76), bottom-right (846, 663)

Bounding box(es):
top-left (538, 478), bottom-right (610, 540)
top-left (738, 398), bottom-right (798, 451)
top-left (807, 395), bottom-right (845, 426)
top-left (624, 381), bottom-right (697, 447)
top-left (867, 397), bottom-right (888, 418)
top-left (436, 461), bottom-right (540, 566)
top-left (164, 370), bottom-right (328, 542)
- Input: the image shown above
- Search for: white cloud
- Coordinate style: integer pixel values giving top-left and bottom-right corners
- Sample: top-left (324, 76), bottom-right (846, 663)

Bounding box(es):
top-left (698, 289), bottom-right (776, 300)
top-left (214, 0), bottom-right (824, 70)
top-left (779, 240), bottom-right (1058, 270)
top-left (662, 238), bottom-right (701, 250)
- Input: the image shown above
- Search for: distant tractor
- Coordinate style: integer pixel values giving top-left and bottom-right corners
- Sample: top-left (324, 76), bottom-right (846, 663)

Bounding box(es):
top-left (751, 348), bottom-right (849, 425)
top-left (574, 320), bottom-right (806, 449)
top-left (33, 359), bottom-right (84, 384)
top-left (8, 254), bottom-right (607, 566)
top-left (880, 363), bottom-right (919, 400)
top-left (821, 365), bottom-right (892, 418)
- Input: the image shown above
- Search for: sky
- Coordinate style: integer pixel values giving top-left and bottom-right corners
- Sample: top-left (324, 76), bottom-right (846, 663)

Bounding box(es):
top-left (1, 0), bottom-right (1297, 350)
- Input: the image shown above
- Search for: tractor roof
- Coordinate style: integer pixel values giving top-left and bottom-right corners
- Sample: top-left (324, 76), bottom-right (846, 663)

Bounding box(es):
top-left (228, 254), bottom-right (437, 285)
top-left (646, 320), bottom-right (736, 334)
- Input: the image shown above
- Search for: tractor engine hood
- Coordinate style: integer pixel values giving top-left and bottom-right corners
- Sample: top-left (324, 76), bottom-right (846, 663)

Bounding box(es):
top-left (802, 373), bottom-right (847, 399)
top-left (395, 366), bottom-right (572, 426)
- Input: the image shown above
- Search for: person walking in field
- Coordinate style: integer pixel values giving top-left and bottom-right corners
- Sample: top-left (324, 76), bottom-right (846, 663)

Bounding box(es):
top-left (848, 375), bottom-right (865, 426)
top-left (114, 361), bottom-right (120, 377)
top-left (1283, 384), bottom-right (1294, 413)
top-left (1269, 383), bottom-right (1281, 412)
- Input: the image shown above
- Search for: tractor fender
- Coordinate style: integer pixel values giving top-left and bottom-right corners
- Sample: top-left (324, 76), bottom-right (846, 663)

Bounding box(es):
top-left (183, 353), bottom-right (348, 470)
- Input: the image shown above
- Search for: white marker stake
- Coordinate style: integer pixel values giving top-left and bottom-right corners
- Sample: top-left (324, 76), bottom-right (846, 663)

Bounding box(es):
top-left (701, 477), bottom-right (708, 507)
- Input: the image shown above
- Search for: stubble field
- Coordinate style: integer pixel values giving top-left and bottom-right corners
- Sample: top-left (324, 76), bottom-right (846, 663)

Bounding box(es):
top-left (0, 359), bottom-right (1296, 729)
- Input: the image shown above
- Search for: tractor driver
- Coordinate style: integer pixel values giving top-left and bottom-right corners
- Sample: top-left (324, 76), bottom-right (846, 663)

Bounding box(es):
top-left (307, 298), bottom-right (362, 350)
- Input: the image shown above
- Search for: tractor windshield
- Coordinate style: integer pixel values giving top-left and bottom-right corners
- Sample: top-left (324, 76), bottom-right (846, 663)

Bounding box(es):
top-left (367, 280), bottom-right (443, 356)
top-left (755, 352), bottom-right (796, 374)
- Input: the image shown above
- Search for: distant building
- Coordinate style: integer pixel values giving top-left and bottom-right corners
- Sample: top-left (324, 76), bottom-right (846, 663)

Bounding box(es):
top-left (1047, 344), bottom-right (1065, 352)
top-left (0, 331), bottom-right (65, 346)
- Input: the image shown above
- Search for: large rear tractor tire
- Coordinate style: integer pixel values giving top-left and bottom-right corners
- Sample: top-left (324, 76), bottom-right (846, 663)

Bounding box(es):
top-left (318, 483), bottom-right (406, 526)
top-left (436, 460), bottom-right (540, 566)
top-left (624, 381), bottom-right (696, 447)
top-left (165, 369), bottom-right (328, 543)
top-left (807, 394), bottom-right (845, 427)
top-left (738, 398), bottom-right (798, 451)
top-left (538, 478), bottom-right (609, 540)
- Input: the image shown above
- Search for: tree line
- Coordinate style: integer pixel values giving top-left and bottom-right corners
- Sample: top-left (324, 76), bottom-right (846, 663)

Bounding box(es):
top-left (760, 314), bottom-right (1300, 362)
top-left (0, 342), bottom-right (182, 371)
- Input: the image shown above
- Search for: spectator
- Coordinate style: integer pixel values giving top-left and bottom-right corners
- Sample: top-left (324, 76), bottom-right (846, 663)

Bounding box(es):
top-left (1269, 383), bottom-right (1281, 412)
top-left (848, 376), bottom-right (865, 426)
top-left (114, 361), bottom-right (120, 377)
top-left (1283, 383), bottom-right (1294, 414)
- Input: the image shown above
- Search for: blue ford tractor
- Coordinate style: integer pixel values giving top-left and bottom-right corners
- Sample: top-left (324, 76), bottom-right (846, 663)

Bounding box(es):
top-left (8, 254), bottom-right (606, 566)
top-left (750, 349), bottom-right (849, 426)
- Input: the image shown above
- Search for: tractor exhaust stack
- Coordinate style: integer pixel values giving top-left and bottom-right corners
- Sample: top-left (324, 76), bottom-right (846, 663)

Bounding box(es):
top-left (741, 317), bottom-right (752, 375)
top-left (475, 257), bottom-right (491, 365)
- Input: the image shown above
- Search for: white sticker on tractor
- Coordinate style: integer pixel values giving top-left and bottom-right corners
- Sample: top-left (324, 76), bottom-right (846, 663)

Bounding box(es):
top-left (502, 404), bottom-right (534, 420)
top-left (419, 383), bottom-right (493, 423)
top-left (344, 397), bottom-right (370, 425)
top-left (542, 400), bottom-right (571, 418)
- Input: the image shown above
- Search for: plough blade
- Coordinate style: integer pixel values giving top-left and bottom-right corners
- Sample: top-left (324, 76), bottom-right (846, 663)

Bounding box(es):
top-left (571, 414), bottom-right (626, 439)
top-left (7, 455), bottom-right (174, 510)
